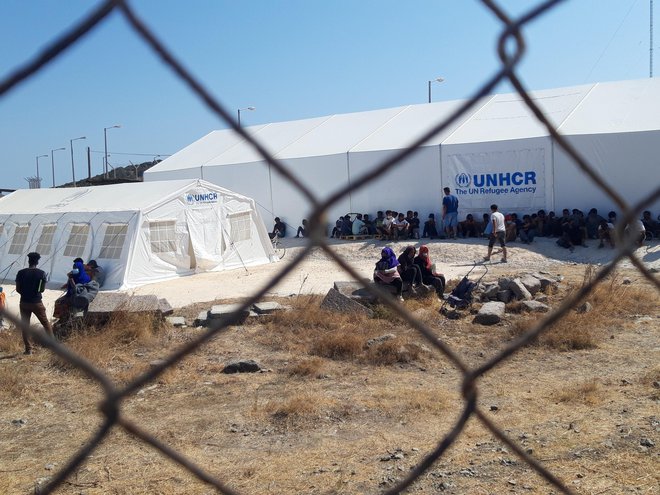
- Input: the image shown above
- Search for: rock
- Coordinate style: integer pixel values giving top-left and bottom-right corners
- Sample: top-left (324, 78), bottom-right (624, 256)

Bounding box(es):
top-left (222, 359), bottom-right (262, 374)
top-left (497, 277), bottom-right (513, 289)
top-left (194, 311), bottom-right (208, 327)
top-left (208, 304), bottom-right (250, 326)
top-left (534, 294), bottom-right (549, 303)
top-left (640, 438), bottom-right (655, 447)
top-left (490, 404), bottom-right (499, 411)
top-left (166, 316), bottom-right (186, 327)
top-left (158, 298), bottom-right (173, 316)
top-left (252, 301), bottom-right (287, 315)
top-left (333, 280), bottom-right (378, 303)
top-left (482, 284), bottom-right (500, 300)
top-left (576, 302), bottom-right (592, 314)
top-left (520, 275), bottom-right (541, 295)
top-left (149, 359), bottom-right (167, 368)
top-left (507, 278), bottom-right (533, 301)
top-left (320, 288), bottom-right (374, 317)
top-left (11, 418), bottom-right (27, 426)
top-left (366, 334), bottom-right (396, 347)
top-left (44, 463), bottom-right (56, 471)
top-left (521, 300), bottom-right (550, 313)
top-left (531, 273), bottom-right (556, 290)
top-left (496, 290), bottom-right (512, 303)
top-left (622, 278), bottom-right (632, 285)
top-left (474, 301), bottom-right (505, 325)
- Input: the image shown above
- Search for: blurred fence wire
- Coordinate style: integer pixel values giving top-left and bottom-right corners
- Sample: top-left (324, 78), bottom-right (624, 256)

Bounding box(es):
top-left (1, 0), bottom-right (659, 494)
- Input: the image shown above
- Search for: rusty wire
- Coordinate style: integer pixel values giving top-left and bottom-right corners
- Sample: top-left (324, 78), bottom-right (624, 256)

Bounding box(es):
top-left (0, 0), bottom-right (658, 494)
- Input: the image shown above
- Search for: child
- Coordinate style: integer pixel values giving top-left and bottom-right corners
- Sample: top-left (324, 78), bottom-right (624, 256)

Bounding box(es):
top-left (0, 287), bottom-right (5, 329)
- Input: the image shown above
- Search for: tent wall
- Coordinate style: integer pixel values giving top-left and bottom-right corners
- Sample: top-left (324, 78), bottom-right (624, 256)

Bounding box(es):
top-left (553, 130), bottom-right (660, 214)
top-left (348, 147), bottom-right (442, 219)
top-left (0, 211), bottom-right (137, 289)
top-left (440, 137), bottom-right (553, 218)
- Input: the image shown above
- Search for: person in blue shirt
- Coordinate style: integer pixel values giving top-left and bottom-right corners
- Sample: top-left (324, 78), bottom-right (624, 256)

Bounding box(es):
top-left (442, 187), bottom-right (459, 239)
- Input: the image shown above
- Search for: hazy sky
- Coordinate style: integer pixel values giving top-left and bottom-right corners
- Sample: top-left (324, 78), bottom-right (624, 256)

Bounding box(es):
top-left (0, 0), bottom-right (653, 190)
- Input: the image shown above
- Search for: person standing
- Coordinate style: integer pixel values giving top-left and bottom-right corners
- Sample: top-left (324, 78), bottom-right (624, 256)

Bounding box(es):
top-left (484, 204), bottom-right (507, 263)
top-left (442, 187), bottom-right (459, 239)
top-left (0, 287), bottom-right (6, 329)
top-left (15, 252), bottom-right (54, 355)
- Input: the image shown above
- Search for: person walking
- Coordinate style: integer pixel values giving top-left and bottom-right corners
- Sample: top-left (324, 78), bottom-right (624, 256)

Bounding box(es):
top-left (15, 252), bottom-right (54, 355)
top-left (442, 187), bottom-right (459, 239)
top-left (484, 204), bottom-right (508, 263)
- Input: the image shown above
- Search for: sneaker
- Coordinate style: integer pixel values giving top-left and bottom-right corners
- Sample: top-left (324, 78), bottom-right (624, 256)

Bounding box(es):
top-left (23, 349), bottom-right (33, 355)
top-left (397, 295), bottom-right (405, 302)
top-left (483, 256), bottom-right (490, 262)
top-left (501, 258), bottom-right (507, 263)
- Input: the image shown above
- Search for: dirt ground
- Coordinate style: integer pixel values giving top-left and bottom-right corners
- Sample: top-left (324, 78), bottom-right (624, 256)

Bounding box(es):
top-left (0, 237), bottom-right (658, 494)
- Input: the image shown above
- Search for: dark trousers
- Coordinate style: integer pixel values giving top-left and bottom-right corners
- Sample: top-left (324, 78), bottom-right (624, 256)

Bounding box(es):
top-left (19, 302), bottom-right (54, 352)
top-left (423, 275), bottom-right (446, 296)
top-left (400, 265), bottom-right (423, 286)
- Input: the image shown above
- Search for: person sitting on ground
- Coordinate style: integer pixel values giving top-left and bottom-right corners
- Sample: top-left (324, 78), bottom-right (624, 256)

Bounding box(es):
top-left (64, 258), bottom-right (92, 296)
top-left (363, 214), bottom-right (376, 235)
top-left (519, 214), bottom-right (536, 244)
top-left (87, 260), bottom-right (105, 288)
top-left (397, 245), bottom-right (424, 294)
top-left (585, 208), bottom-right (604, 239)
top-left (557, 218), bottom-right (585, 252)
top-left (296, 219), bottom-right (308, 238)
top-left (641, 210), bottom-right (660, 238)
top-left (373, 247), bottom-right (404, 301)
top-left (535, 209), bottom-right (547, 237)
top-left (393, 212), bottom-right (409, 240)
top-left (597, 219), bottom-right (615, 248)
top-left (505, 213), bottom-right (518, 242)
top-left (379, 210), bottom-right (395, 239)
top-left (547, 211), bottom-right (561, 237)
top-left (607, 211), bottom-right (618, 227)
top-left (269, 217), bottom-right (286, 239)
top-left (626, 219), bottom-right (646, 247)
top-left (480, 213), bottom-right (492, 237)
top-left (422, 213), bottom-right (438, 239)
top-left (331, 217), bottom-right (342, 238)
top-left (414, 245), bottom-right (446, 299)
top-left (340, 215), bottom-right (353, 237)
top-left (458, 213), bottom-right (478, 238)
top-left (374, 211), bottom-right (385, 234)
top-left (352, 213), bottom-right (368, 236)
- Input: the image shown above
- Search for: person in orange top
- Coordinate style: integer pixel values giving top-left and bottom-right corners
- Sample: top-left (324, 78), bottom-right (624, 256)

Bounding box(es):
top-left (0, 286), bottom-right (6, 329)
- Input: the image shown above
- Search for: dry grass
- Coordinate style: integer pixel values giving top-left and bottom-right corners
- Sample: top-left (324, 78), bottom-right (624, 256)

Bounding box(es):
top-left (551, 379), bottom-right (603, 405)
top-left (0, 328), bottom-right (23, 354)
top-left (0, 266), bottom-right (657, 494)
top-left (510, 265), bottom-right (659, 351)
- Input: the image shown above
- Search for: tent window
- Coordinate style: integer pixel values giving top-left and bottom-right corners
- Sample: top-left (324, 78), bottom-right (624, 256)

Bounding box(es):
top-left (229, 212), bottom-right (251, 243)
top-left (8, 224), bottom-right (30, 255)
top-left (149, 221), bottom-right (176, 253)
top-left (99, 223), bottom-right (128, 259)
top-left (36, 224), bottom-right (57, 255)
top-left (64, 224), bottom-right (90, 257)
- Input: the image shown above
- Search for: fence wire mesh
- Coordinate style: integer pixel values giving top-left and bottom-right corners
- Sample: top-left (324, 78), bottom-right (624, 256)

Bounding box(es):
top-left (1, 0), bottom-right (659, 494)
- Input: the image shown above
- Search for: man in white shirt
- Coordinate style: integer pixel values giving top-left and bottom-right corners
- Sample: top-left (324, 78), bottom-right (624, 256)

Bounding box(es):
top-left (484, 204), bottom-right (508, 263)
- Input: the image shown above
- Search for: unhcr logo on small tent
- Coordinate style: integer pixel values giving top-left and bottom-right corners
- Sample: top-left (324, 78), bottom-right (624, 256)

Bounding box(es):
top-left (185, 191), bottom-right (218, 205)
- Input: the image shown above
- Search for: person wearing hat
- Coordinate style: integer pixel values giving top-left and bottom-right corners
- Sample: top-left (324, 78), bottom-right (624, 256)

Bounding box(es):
top-left (15, 252), bottom-right (54, 355)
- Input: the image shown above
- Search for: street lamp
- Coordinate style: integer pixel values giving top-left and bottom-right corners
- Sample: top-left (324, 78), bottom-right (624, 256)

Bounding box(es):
top-left (70, 136), bottom-right (86, 187)
top-left (237, 106), bottom-right (255, 127)
top-left (104, 124), bottom-right (121, 178)
top-left (50, 147), bottom-right (66, 188)
top-left (35, 154), bottom-right (48, 188)
top-left (428, 77), bottom-right (445, 103)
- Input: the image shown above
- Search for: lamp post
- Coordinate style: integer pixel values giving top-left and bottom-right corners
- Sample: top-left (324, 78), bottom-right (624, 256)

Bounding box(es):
top-left (49, 148), bottom-right (65, 188)
top-left (237, 106), bottom-right (255, 127)
top-left (428, 77), bottom-right (445, 103)
top-left (104, 124), bottom-right (121, 178)
top-left (70, 136), bottom-right (86, 187)
top-left (35, 154), bottom-right (48, 188)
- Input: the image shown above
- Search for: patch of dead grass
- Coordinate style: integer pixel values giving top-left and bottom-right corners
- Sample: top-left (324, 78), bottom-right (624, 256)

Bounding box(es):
top-left (287, 357), bottom-right (325, 378)
top-left (552, 379), bottom-right (604, 405)
top-left (0, 329), bottom-right (23, 354)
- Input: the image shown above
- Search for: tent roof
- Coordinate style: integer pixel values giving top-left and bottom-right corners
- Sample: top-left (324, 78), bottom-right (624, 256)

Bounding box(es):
top-left (0, 179), bottom-right (231, 214)
top-left (145, 78), bottom-right (660, 175)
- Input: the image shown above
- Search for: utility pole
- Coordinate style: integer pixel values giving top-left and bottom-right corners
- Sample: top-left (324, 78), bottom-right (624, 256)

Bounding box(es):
top-left (651, 0), bottom-right (654, 77)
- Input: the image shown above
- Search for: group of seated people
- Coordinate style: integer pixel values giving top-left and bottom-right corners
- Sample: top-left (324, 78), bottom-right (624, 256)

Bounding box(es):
top-left (287, 207), bottom-right (659, 249)
top-left (373, 245), bottom-right (446, 302)
top-left (53, 258), bottom-right (105, 319)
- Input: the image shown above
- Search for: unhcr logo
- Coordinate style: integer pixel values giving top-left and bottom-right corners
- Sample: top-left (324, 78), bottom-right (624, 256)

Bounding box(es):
top-left (185, 191), bottom-right (218, 205)
top-left (455, 173), bottom-right (471, 188)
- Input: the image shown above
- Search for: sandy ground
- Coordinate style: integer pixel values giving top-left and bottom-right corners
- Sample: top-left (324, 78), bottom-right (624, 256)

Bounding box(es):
top-left (1, 236), bottom-right (659, 320)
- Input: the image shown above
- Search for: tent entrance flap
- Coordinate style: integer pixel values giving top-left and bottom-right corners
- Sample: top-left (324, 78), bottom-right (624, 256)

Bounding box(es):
top-left (185, 207), bottom-right (223, 271)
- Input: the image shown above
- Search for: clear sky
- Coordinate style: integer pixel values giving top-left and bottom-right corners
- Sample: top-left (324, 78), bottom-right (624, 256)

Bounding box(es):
top-left (0, 0), bottom-right (653, 190)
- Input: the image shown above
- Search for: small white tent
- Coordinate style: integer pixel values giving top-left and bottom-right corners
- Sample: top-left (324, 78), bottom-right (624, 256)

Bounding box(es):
top-left (0, 179), bottom-right (275, 289)
top-left (144, 78), bottom-right (660, 228)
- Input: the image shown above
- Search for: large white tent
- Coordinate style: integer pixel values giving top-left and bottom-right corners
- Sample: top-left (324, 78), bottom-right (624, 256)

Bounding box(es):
top-left (144, 79), bottom-right (660, 232)
top-left (0, 179), bottom-right (275, 289)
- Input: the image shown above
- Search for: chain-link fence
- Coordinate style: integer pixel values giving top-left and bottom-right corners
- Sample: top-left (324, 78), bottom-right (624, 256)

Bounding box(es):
top-left (1, 1), bottom-right (659, 494)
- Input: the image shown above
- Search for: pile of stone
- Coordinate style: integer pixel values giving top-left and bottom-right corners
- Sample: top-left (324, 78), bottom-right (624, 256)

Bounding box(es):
top-left (472, 272), bottom-right (561, 325)
top-left (192, 301), bottom-right (289, 328)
